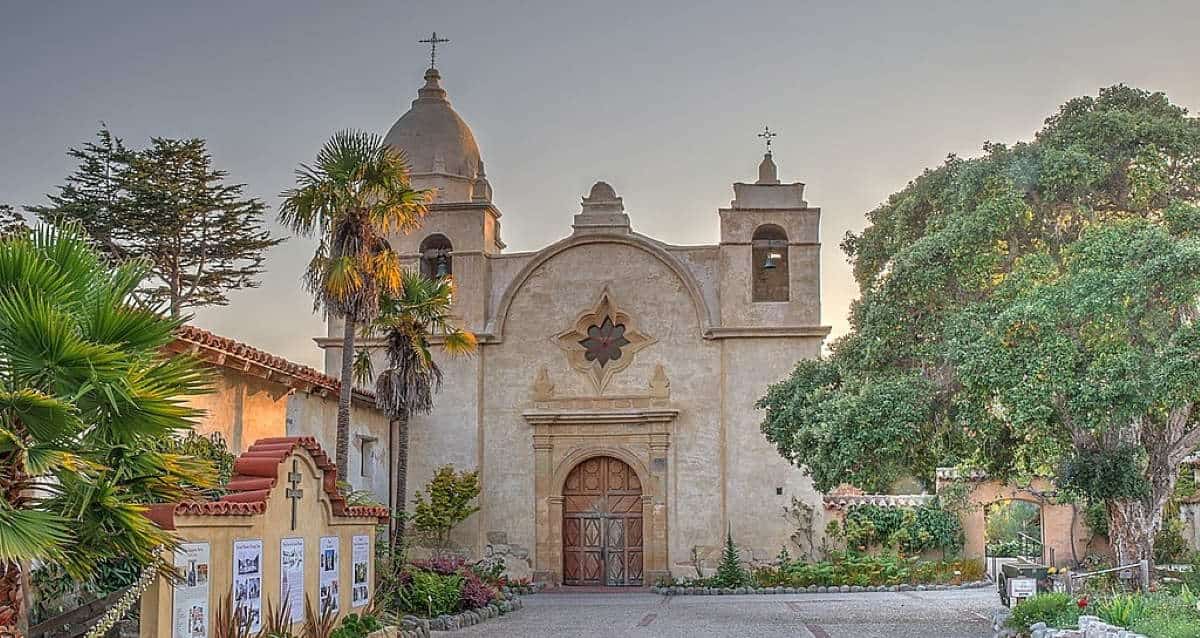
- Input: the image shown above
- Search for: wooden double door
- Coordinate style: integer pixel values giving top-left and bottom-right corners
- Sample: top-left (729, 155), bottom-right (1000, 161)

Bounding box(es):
top-left (562, 456), bottom-right (644, 586)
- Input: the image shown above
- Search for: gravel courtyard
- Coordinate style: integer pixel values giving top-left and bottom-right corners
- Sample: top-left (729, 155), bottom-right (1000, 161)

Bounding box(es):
top-left (447, 588), bottom-right (1003, 638)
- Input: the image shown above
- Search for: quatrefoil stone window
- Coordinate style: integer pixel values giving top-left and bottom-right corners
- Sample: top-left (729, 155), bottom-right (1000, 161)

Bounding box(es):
top-left (555, 288), bottom-right (654, 393)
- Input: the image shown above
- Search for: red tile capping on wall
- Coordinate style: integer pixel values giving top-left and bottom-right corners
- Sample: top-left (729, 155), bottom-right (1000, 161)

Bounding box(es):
top-left (144, 436), bottom-right (389, 531)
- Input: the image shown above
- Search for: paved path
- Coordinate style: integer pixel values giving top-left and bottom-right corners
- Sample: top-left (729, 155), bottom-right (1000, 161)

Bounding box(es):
top-left (448, 588), bottom-right (1002, 637)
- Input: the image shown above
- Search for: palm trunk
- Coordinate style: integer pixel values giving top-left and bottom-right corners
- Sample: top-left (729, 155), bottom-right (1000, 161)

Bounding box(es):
top-left (0, 560), bottom-right (22, 638)
top-left (391, 414), bottom-right (410, 553)
top-left (336, 317), bottom-right (356, 485)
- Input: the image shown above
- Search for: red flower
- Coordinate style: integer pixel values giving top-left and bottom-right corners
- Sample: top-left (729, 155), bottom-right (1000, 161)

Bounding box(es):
top-left (1077, 597), bottom-right (1088, 609)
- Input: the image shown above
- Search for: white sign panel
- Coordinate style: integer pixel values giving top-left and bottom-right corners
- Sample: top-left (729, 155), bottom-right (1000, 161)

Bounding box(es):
top-left (351, 535), bottom-right (370, 607)
top-left (172, 542), bottom-right (211, 638)
top-left (280, 537), bottom-right (305, 623)
top-left (319, 536), bottom-right (340, 614)
top-left (232, 539), bottom-right (263, 633)
top-left (1008, 577), bottom-right (1037, 599)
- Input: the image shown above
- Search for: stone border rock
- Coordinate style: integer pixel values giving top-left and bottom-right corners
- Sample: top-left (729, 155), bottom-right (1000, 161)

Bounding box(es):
top-left (991, 612), bottom-right (1147, 638)
top-left (368, 593), bottom-right (525, 638)
top-left (651, 580), bottom-right (992, 596)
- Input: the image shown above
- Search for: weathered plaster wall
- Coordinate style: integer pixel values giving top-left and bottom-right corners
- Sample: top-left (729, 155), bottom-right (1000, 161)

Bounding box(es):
top-left (484, 240), bottom-right (723, 576)
top-left (285, 394), bottom-right (391, 500)
top-left (400, 351), bottom-right (483, 553)
top-left (717, 208), bottom-right (822, 327)
top-left (184, 368), bottom-right (291, 454)
top-left (718, 336), bottom-right (825, 566)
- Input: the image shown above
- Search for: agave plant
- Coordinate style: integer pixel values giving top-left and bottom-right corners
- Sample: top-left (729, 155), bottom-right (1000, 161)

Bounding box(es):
top-left (0, 224), bottom-right (214, 631)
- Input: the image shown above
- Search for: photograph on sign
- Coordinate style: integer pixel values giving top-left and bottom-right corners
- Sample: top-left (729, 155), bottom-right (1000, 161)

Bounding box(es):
top-left (232, 539), bottom-right (264, 633)
top-left (280, 537), bottom-right (305, 623)
top-left (351, 534), bottom-right (370, 607)
top-left (319, 536), bottom-right (340, 614)
top-left (172, 542), bottom-right (211, 638)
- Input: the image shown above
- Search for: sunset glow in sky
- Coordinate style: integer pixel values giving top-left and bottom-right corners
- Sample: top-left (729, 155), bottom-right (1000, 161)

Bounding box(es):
top-left (3, 1), bottom-right (1198, 365)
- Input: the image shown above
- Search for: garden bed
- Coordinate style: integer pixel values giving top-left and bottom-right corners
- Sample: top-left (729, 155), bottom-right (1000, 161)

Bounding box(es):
top-left (654, 547), bottom-right (990, 596)
top-left (652, 580), bottom-right (991, 596)
top-left (997, 590), bottom-right (1200, 638)
top-left (372, 593), bottom-right (525, 638)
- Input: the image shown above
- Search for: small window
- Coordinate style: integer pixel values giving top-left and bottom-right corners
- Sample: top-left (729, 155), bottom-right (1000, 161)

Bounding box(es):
top-left (360, 438), bottom-right (376, 479)
top-left (420, 234), bottom-right (453, 279)
top-left (752, 224), bottom-right (789, 302)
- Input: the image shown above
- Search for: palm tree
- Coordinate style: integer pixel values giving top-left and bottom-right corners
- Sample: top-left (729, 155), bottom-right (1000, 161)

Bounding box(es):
top-left (354, 270), bottom-right (476, 549)
top-left (278, 130), bottom-right (430, 481)
top-left (0, 225), bottom-right (215, 632)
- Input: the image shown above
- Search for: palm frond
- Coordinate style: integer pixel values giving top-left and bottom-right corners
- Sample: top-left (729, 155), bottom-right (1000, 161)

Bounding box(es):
top-left (0, 507), bottom-right (72, 563)
top-left (0, 388), bottom-right (80, 443)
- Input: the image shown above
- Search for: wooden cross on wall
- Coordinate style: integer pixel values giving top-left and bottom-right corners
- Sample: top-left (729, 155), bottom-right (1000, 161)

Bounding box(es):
top-left (286, 459), bottom-right (303, 530)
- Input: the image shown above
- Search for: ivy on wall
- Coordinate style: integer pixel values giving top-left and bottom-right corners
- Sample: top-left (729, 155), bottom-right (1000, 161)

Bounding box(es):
top-left (830, 503), bottom-right (964, 557)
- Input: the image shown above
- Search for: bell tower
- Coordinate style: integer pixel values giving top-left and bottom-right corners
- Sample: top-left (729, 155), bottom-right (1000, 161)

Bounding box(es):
top-left (374, 60), bottom-right (503, 335)
top-left (716, 146), bottom-right (822, 331)
top-left (319, 58), bottom-right (502, 377)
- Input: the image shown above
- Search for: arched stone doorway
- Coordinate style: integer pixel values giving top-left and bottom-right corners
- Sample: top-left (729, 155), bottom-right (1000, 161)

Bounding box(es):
top-left (562, 456), bottom-right (644, 586)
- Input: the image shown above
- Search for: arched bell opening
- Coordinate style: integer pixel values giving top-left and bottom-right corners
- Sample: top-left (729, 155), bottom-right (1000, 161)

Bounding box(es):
top-left (752, 224), bottom-right (789, 302)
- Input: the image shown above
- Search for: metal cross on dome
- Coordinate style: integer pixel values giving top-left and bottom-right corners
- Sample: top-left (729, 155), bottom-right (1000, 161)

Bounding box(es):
top-left (758, 126), bottom-right (777, 154)
top-left (419, 31), bottom-right (450, 69)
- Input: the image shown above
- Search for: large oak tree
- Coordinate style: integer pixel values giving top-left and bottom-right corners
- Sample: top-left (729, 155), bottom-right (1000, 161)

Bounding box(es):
top-left (759, 86), bottom-right (1200, 565)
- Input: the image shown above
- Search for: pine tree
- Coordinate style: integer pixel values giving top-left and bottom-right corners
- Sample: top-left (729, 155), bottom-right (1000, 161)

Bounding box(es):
top-left (713, 526), bottom-right (749, 588)
top-left (27, 127), bottom-right (129, 255)
top-left (29, 127), bottom-right (283, 316)
top-left (0, 204), bottom-right (28, 238)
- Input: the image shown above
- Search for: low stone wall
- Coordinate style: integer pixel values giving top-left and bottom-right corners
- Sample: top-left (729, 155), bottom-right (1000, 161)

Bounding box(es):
top-left (652, 580), bottom-right (991, 596)
top-left (991, 613), bottom-right (1145, 638)
top-left (368, 593), bottom-right (525, 637)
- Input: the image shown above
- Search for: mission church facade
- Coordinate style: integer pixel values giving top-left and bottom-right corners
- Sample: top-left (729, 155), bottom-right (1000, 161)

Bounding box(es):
top-left (317, 62), bottom-right (831, 586)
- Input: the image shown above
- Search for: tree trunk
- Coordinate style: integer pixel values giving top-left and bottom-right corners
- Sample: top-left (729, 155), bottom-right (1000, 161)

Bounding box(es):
top-left (1107, 498), bottom-right (1159, 568)
top-left (1106, 451), bottom-right (1180, 572)
top-left (0, 560), bottom-right (22, 638)
top-left (391, 414), bottom-right (409, 553)
top-left (336, 317), bottom-right (356, 485)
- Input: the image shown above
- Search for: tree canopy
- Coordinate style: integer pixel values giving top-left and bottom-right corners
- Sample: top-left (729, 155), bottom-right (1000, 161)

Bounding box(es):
top-left (759, 85), bottom-right (1200, 563)
top-left (29, 127), bottom-right (282, 316)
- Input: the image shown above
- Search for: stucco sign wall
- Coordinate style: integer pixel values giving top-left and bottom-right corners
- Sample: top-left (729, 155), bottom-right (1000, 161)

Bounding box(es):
top-left (140, 437), bottom-right (388, 638)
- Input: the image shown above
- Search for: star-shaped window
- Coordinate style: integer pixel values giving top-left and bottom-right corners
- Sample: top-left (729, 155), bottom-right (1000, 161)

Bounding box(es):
top-left (579, 316), bottom-right (630, 368)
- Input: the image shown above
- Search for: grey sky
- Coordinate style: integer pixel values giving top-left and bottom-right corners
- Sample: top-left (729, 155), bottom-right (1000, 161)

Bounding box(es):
top-left (3, 1), bottom-right (1198, 366)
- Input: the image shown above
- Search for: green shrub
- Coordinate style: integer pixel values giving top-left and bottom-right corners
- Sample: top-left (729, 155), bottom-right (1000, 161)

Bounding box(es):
top-left (1154, 515), bottom-right (1189, 564)
top-left (330, 613), bottom-right (383, 638)
top-left (710, 529), bottom-right (751, 588)
top-left (1007, 593), bottom-right (1080, 632)
top-left (411, 466), bottom-right (481, 548)
top-left (744, 553), bottom-right (982, 589)
top-left (154, 431), bottom-right (236, 497)
top-left (397, 570), bottom-right (464, 617)
top-left (1130, 615), bottom-right (1200, 638)
top-left (841, 503), bottom-right (963, 556)
top-left (1096, 593), bottom-right (1150, 627)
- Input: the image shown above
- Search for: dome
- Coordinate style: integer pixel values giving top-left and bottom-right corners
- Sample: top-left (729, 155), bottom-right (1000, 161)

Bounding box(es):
top-left (383, 68), bottom-right (481, 180)
top-left (587, 181), bottom-right (618, 201)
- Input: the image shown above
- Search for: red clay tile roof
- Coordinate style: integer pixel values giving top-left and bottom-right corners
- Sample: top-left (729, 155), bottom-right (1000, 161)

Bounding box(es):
top-left (145, 436), bottom-right (389, 530)
top-left (169, 325), bottom-right (377, 405)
